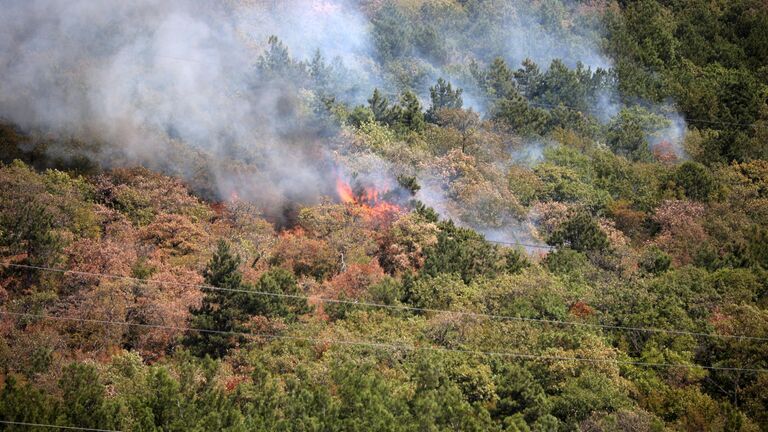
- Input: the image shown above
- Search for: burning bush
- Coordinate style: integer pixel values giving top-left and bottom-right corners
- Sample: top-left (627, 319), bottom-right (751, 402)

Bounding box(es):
top-left (335, 175), bottom-right (404, 224)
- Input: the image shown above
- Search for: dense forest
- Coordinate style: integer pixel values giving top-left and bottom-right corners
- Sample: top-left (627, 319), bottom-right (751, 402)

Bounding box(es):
top-left (1, 0), bottom-right (767, 430)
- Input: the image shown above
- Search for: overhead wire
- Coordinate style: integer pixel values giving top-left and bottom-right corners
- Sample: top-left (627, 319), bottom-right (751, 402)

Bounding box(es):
top-left (0, 420), bottom-right (121, 432)
top-left (2, 311), bottom-right (766, 374)
top-left (2, 262), bottom-right (766, 342)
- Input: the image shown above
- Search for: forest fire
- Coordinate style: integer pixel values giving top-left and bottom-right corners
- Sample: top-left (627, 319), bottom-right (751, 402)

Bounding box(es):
top-left (335, 176), bottom-right (403, 221)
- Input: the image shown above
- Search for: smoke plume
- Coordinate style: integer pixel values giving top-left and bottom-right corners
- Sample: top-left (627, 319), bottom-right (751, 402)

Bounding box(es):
top-left (0, 0), bottom-right (686, 234)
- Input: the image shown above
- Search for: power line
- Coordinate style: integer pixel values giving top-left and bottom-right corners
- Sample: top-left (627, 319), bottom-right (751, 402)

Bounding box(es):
top-left (0, 420), bottom-right (121, 432)
top-left (2, 262), bottom-right (766, 342)
top-left (2, 311), bottom-right (766, 374)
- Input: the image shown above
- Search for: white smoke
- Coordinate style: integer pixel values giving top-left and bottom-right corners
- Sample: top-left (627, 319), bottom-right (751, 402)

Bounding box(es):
top-left (0, 0), bottom-right (687, 232)
top-left (0, 0), bottom-right (378, 219)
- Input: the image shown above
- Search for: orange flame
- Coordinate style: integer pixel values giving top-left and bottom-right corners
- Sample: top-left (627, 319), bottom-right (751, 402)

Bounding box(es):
top-left (336, 177), bottom-right (356, 204)
top-left (335, 176), bottom-right (402, 222)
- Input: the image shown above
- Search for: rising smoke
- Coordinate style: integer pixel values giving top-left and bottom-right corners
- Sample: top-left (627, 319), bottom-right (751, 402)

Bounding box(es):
top-left (0, 0), bottom-right (686, 233)
top-left (0, 0), bottom-right (379, 218)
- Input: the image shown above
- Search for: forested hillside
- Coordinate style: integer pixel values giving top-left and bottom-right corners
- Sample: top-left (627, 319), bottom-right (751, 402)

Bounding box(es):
top-left (1, 0), bottom-right (767, 430)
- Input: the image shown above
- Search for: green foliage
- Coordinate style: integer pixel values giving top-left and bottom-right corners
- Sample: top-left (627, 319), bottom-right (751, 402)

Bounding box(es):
top-left (407, 353), bottom-right (496, 431)
top-left (3, 1), bottom-right (768, 429)
top-left (368, 88), bottom-right (395, 125)
top-left (474, 269), bottom-right (568, 320)
top-left (673, 161), bottom-right (715, 201)
top-left (396, 91), bottom-right (426, 133)
top-left (421, 221), bottom-right (526, 284)
top-left (59, 363), bottom-right (117, 429)
top-left (184, 240), bottom-right (250, 358)
top-left (478, 58), bottom-right (518, 100)
top-left (0, 376), bottom-right (57, 427)
top-left (371, 2), bottom-right (413, 63)
top-left (426, 78), bottom-right (464, 123)
top-left (185, 241), bottom-right (310, 358)
top-left (347, 105), bottom-right (375, 128)
top-left (551, 371), bottom-right (632, 428)
top-left (548, 211), bottom-right (609, 253)
top-left (249, 268), bottom-right (311, 321)
top-left (606, 106), bottom-right (669, 161)
top-left (0, 198), bottom-right (62, 268)
top-left (639, 246), bottom-right (672, 275)
top-left (363, 88), bottom-right (426, 133)
top-left (492, 363), bottom-right (550, 425)
top-left (404, 273), bottom-right (472, 311)
top-left (258, 36), bottom-right (307, 83)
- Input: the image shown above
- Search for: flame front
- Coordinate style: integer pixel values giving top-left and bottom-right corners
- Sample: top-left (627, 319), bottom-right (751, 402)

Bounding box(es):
top-left (336, 178), bottom-right (356, 204)
top-left (335, 176), bottom-right (402, 222)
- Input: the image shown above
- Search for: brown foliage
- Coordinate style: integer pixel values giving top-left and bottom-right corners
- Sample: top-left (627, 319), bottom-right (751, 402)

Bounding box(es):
top-left (608, 200), bottom-right (649, 241)
top-left (95, 167), bottom-right (212, 225)
top-left (530, 201), bottom-right (572, 240)
top-left (324, 261), bottom-right (385, 299)
top-left (421, 149), bottom-right (523, 228)
top-left (651, 200), bottom-right (707, 266)
top-left (270, 229), bottom-right (339, 280)
top-left (141, 213), bottom-right (208, 258)
top-left (569, 301), bottom-right (594, 319)
top-left (63, 237), bottom-right (136, 294)
top-left (377, 212), bottom-right (438, 274)
top-left (652, 140), bottom-right (680, 164)
top-left (126, 265), bottom-right (204, 358)
top-left (719, 160), bottom-right (768, 224)
top-left (57, 280), bottom-right (132, 353)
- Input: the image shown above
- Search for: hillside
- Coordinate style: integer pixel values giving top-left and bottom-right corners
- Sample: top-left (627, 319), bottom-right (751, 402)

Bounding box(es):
top-left (1, 0), bottom-right (767, 431)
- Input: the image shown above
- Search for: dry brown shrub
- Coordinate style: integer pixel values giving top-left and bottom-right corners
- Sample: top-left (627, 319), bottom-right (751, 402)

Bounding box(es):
top-left (141, 213), bottom-right (208, 258)
top-left (270, 229), bottom-right (339, 280)
top-left (651, 200), bottom-right (707, 266)
top-left (377, 212), bottom-right (438, 274)
top-left (324, 260), bottom-right (385, 299)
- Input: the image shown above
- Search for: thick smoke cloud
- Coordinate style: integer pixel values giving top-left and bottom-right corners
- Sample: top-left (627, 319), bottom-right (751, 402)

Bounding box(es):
top-left (0, 0), bottom-right (377, 219)
top-left (0, 0), bottom-right (686, 234)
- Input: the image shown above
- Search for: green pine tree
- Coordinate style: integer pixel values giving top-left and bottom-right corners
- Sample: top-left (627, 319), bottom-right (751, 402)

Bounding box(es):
top-left (58, 363), bottom-right (116, 429)
top-left (184, 240), bottom-right (247, 358)
top-left (426, 78), bottom-right (463, 123)
top-left (396, 91), bottom-right (425, 133)
top-left (368, 88), bottom-right (393, 124)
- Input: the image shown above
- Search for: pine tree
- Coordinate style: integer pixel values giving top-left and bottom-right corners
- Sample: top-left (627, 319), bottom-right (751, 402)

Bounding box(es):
top-left (421, 221), bottom-right (523, 284)
top-left (184, 240), bottom-right (247, 358)
top-left (59, 363), bottom-right (116, 429)
top-left (548, 211), bottom-right (609, 253)
top-left (397, 91), bottom-right (425, 133)
top-left (368, 88), bottom-right (392, 124)
top-left (426, 78), bottom-right (463, 123)
top-left (184, 242), bottom-right (311, 358)
top-left (485, 58), bottom-right (517, 99)
top-left (514, 58), bottom-right (543, 99)
top-left (0, 376), bottom-right (57, 426)
top-left (250, 268), bottom-right (310, 321)
top-left (309, 49), bottom-right (332, 96)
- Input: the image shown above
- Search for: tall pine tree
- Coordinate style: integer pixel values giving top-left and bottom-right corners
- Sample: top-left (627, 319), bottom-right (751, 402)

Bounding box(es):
top-left (184, 241), bottom-right (311, 358)
top-left (184, 240), bottom-right (247, 358)
top-left (426, 78), bottom-right (463, 123)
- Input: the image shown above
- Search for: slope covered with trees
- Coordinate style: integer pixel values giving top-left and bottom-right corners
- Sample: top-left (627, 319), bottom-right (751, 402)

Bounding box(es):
top-left (1, 0), bottom-right (767, 430)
